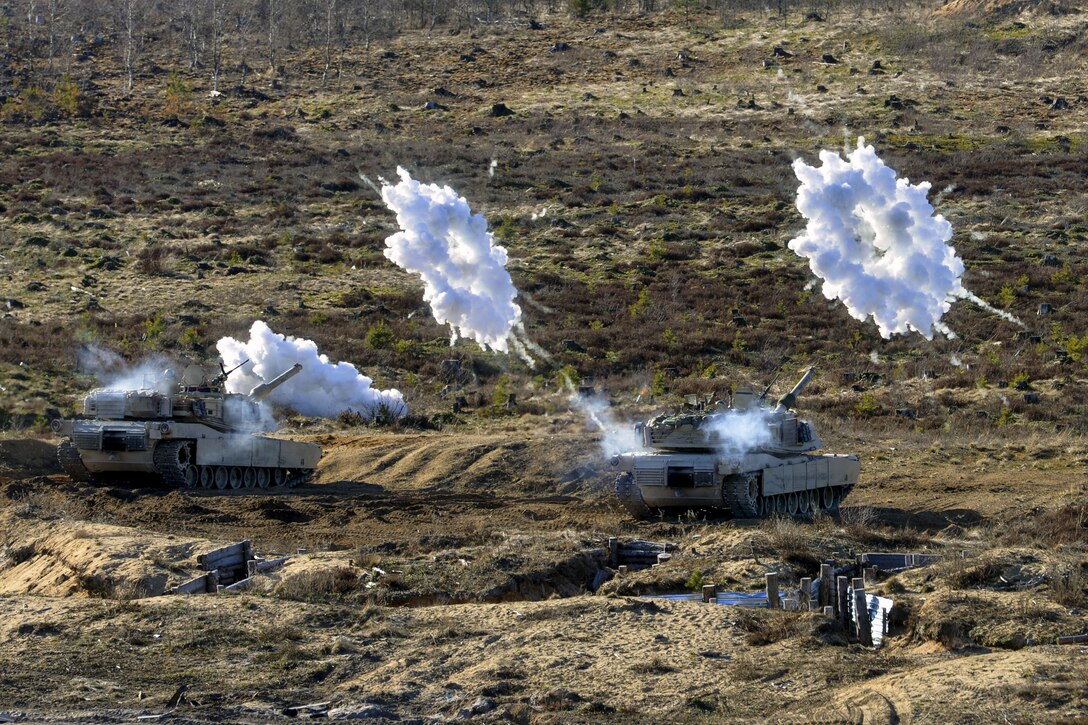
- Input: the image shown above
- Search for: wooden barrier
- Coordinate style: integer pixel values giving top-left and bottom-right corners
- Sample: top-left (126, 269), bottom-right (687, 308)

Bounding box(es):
top-left (837, 576), bottom-right (849, 625)
top-left (852, 578), bottom-right (872, 646)
top-left (765, 572), bottom-right (779, 609)
top-left (819, 563), bottom-right (833, 607)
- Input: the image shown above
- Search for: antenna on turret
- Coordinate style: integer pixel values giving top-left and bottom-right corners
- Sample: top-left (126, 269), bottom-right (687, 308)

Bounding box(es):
top-left (758, 372), bottom-right (781, 404)
top-left (215, 359), bottom-right (250, 385)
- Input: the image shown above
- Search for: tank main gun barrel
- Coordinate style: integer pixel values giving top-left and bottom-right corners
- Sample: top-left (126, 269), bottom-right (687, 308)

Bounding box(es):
top-left (248, 363), bottom-right (303, 402)
top-left (775, 366), bottom-right (816, 411)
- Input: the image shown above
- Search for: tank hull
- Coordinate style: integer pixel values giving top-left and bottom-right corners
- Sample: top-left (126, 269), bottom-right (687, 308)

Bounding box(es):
top-left (612, 450), bottom-right (859, 518)
top-left (53, 419), bottom-right (321, 489)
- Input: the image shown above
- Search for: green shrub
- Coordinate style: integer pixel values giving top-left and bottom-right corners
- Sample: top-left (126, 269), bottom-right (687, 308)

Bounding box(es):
top-left (366, 320), bottom-right (396, 349)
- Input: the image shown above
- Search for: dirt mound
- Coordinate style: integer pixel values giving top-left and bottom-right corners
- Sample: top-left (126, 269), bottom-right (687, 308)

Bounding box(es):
top-left (934, 0), bottom-right (1075, 15)
top-left (0, 438), bottom-right (59, 478)
top-left (909, 589), bottom-right (1084, 649)
top-left (830, 648), bottom-right (1088, 722)
top-left (0, 511), bottom-right (209, 597)
top-left (316, 430), bottom-right (609, 496)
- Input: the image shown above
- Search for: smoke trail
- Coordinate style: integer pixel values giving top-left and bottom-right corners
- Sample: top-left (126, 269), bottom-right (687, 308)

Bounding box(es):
top-left (379, 167), bottom-right (524, 355)
top-left (789, 138), bottom-right (1023, 339)
top-left (216, 320), bottom-right (406, 420)
top-left (560, 374), bottom-right (645, 457)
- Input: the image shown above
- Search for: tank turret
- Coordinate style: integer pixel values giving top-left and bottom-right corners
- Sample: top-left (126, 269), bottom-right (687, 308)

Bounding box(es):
top-left (611, 366), bottom-right (859, 519)
top-left (52, 360), bottom-right (321, 491)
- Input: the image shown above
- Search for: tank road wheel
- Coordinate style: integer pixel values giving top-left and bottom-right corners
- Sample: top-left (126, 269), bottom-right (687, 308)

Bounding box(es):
top-left (57, 440), bottom-right (95, 483)
top-left (242, 468), bottom-right (257, 489)
top-left (153, 440), bottom-right (199, 489)
top-left (256, 468), bottom-right (271, 489)
top-left (786, 492), bottom-right (799, 517)
top-left (614, 473), bottom-right (650, 518)
top-left (774, 495), bottom-right (787, 514)
top-left (820, 486), bottom-right (837, 513)
top-left (228, 467), bottom-right (244, 490)
top-left (199, 466), bottom-right (214, 489)
top-left (796, 491), bottom-right (812, 519)
top-left (273, 468), bottom-right (288, 488)
top-left (722, 472), bottom-right (764, 519)
top-left (214, 466), bottom-right (229, 490)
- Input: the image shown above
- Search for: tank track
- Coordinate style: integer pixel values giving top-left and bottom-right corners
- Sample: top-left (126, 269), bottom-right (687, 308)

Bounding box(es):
top-left (153, 440), bottom-right (197, 489)
top-left (284, 469), bottom-right (313, 488)
top-left (722, 472), bottom-right (762, 519)
top-left (614, 473), bottom-right (650, 517)
top-left (57, 440), bottom-right (94, 483)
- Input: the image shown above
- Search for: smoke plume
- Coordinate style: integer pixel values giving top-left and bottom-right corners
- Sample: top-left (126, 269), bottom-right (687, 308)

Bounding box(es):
top-left (380, 167), bottom-right (522, 354)
top-left (707, 408), bottom-right (773, 459)
top-left (789, 138), bottom-right (1021, 339)
top-left (216, 320), bottom-right (407, 420)
top-left (570, 392), bottom-right (647, 457)
top-left (77, 344), bottom-right (176, 395)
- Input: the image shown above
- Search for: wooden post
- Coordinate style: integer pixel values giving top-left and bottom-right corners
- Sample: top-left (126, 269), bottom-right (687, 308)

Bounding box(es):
top-left (823, 606), bottom-right (834, 617)
top-left (799, 578), bottom-right (812, 611)
top-left (702, 584), bottom-right (716, 603)
top-left (765, 572), bottom-right (779, 609)
top-left (608, 537), bottom-right (619, 568)
top-left (819, 563), bottom-right (833, 607)
top-left (865, 565), bottom-right (878, 585)
top-left (836, 576), bottom-right (849, 625)
top-left (618, 565), bottom-right (628, 574)
top-left (852, 577), bottom-right (872, 646)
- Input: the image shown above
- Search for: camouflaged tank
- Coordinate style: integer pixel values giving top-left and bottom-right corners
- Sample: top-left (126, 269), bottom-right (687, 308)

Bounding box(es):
top-left (611, 367), bottom-right (859, 518)
top-left (52, 362), bottom-right (321, 489)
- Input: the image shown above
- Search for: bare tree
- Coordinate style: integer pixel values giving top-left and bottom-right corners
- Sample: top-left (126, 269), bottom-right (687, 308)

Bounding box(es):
top-left (181, 0), bottom-right (203, 70)
top-left (209, 0), bottom-right (228, 92)
top-left (319, 0), bottom-right (340, 87)
top-left (265, 0), bottom-right (277, 73)
top-left (45, 0), bottom-right (68, 73)
top-left (112, 0), bottom-right (140, 94)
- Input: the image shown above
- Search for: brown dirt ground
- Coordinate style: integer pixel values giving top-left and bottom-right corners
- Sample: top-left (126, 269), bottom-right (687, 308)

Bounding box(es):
top-left (0, 423), bottom-right (1085, 722)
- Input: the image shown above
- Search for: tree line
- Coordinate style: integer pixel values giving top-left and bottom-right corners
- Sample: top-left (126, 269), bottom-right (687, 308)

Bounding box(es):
top-left (0, 0), bottom-right (859, 100)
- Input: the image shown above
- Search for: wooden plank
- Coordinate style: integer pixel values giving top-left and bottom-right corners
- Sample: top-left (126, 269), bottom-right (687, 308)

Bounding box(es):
top-left (223, 577), bottom-right (254, 592)
top-left (819, 564), bottom-right (833, 607)
top-left (249, 556), bottom-right (290, 576)
top-left (765, 572), bottom-right (779, 609)
top-left (169, 575), bottom-right (208, 595)
top-left (837, 576), bottom-right (850, 625)
top-left (852, 578), bottom-right (872, 646)
top-left (1057, 633), bottom-right (1088, 645)
top-left (800, 578), bottom-right (812, 611)
top-left (204, 555), bottom-right (246, 572)
top-left (608, 537), bottom-right (618, 568)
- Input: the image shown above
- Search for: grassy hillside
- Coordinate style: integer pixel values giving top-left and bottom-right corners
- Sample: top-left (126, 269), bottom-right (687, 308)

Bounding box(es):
top-left (1, 5), bottom-right (1086, 434)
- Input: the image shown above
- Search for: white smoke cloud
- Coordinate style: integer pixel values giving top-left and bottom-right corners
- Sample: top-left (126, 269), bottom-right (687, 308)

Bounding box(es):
top-left (489, 158), bottom-right (498, 177)
top-left (790, 138), bottom-right (972, 339)
top-left (216, 320), bottom-right (406, 420)
top-left (706, 408), bottom-right (773, 459)
top-left (380, 167), bottom-right (523, 354)
top-left (569, 392), bottom-right (646, 457)
top-left (77, 345), bottom-right (177, 395)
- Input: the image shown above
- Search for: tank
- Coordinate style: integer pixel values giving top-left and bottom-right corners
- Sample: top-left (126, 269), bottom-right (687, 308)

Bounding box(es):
top-left (611, 367), bottom-right (859, 518)
top-left (52, 361), bottom-right (322, 490)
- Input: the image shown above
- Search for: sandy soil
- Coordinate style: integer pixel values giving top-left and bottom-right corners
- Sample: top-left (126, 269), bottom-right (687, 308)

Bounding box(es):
top-left (1, 423), bottom-right (1085, 723)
